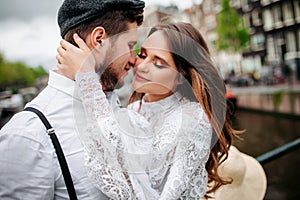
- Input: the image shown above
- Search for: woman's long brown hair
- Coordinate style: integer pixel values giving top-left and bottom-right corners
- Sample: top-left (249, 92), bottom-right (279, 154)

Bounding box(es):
top-left (129, 22), bottom-right (242, 197)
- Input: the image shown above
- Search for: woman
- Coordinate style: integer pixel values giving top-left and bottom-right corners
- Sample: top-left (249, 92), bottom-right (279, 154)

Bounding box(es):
top-left (57, 22), bottom-right (240, 199)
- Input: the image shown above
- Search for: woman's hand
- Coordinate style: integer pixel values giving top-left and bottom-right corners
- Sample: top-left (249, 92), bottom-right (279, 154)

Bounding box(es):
top-left (56, 33), bottom-right (96, 80)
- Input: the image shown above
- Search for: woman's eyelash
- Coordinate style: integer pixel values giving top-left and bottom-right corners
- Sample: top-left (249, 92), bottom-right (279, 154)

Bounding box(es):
top-left (137, 51), bottom-right (167, 68)
top-left (154, 63), bottom-right (166, 69)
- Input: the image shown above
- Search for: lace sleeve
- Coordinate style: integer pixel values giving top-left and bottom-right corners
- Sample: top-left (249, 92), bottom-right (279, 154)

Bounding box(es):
top-left (158, 105), bottom-right (212, 200)
top-left (75, 72), bottom-right (212, 199)
top-left (75, 72), bottom-right (134, 199)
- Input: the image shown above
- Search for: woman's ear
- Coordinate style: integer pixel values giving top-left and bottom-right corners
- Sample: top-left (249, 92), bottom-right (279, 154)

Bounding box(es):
top-left (89, 26), bottom-right (107, 48)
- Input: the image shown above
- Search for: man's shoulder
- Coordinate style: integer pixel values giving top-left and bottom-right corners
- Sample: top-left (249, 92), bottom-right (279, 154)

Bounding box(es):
top-left (0, 106), bottom-right (54, 143)
top-left (3, 86), bottom-right (57, 128)
top-left (1, 109), bottom-right (44, 131)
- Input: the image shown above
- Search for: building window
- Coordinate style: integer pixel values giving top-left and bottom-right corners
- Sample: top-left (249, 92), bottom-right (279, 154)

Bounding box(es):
top-left (267, 36), bottom-right (275, 55)
top-left (232, 0), bottom-right (242, 8)
top-left (286, 32), bottom-right (296, 52)
top-left (283, 2), bottom-right (294, 25)
top-left (298, 29), bottom-right (300, 51)
top-left (273, 6), bottom-right (283, 28)
top-left (266, 36), bottom-right (276, 62)
top-left (243, 14), bottom-right (251, 29)
top-left (297, 29), bottom-right (300, 51)
top-left (263, 9), bottom-right (273, 30)
top-left (242, 0), bottom-right (251, 11)
top-left (251, 34), bottom-right (265, 50)
top-left (295, 0), bottom-right (300, 22)
top-left (261, 0), bottom-right (271, 6)
top-left (252, 9), bottom-right (261, 26)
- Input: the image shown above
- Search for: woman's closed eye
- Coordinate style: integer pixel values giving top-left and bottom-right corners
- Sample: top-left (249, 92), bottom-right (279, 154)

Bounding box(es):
top-left (153, 58), bottom-right (167, 69)
top-left (137, 47), bottom-right (168, 69)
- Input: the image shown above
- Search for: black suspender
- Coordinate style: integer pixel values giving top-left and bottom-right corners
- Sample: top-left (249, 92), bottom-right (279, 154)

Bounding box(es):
top-left (24, 107), bottom-right (78, 200)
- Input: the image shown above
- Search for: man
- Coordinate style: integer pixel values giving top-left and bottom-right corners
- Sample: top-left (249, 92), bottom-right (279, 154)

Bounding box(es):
top-left (0, 0), bottom-right (144, 199)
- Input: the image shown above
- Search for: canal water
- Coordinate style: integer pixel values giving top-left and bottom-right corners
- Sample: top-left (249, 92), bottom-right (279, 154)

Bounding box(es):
top-left (1, 109), bottom-right (299, 199)
top-left (232, 109), bottom-right (300, 200)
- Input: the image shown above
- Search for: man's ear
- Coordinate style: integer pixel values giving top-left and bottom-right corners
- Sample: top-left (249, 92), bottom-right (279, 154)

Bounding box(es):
top-left (89, 26), bottom-right (107, 48)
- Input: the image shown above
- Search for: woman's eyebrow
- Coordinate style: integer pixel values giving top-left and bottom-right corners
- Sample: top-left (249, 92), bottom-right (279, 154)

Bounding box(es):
top-left (154, 55), bottom-right (169, 66)
top-left (141, 46), bottom-right (169, 65)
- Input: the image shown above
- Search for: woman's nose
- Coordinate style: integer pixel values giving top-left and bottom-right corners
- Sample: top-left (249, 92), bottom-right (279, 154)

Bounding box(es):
top-left (135, 57), bottom-right (150, 72)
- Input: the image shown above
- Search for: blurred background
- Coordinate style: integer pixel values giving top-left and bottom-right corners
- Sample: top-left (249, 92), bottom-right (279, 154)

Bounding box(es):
top-left (0, 0), bottom-right (299, 199)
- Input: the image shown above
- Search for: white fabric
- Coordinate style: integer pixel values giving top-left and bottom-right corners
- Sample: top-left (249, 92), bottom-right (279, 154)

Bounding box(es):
top-left (75, 72), bottom-right (213, 200)
top-left (0, 70), bottom-right (109, 200)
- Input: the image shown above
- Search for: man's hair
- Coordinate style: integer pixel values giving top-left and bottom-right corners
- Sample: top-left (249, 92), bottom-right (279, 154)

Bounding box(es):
top-left (64, 9), bottom-right (143, 46)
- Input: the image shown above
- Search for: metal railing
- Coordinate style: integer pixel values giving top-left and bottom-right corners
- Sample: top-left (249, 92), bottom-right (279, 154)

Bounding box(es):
top-left (256, 137), bottom-right (300, 165)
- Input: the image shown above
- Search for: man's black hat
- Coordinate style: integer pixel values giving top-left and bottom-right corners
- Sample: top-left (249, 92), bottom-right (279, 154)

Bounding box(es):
top-left (58, 0), bottom-right (145, 37)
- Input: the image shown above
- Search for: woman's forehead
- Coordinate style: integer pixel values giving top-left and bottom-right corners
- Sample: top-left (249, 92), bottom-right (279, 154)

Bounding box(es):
top-left (143, 31), bottom-right (169, 51)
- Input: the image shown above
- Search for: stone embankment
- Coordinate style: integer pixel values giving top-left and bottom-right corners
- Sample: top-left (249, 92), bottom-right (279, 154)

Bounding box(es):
top-left (231, 84), bottom-right (300, 116)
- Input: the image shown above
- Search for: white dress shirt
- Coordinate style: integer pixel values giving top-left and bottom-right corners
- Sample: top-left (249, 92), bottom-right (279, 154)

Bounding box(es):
top-left (0, 70), bottom-right (109, 200)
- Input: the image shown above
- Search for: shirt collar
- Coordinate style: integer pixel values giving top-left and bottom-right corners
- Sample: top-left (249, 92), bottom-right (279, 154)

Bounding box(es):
top-left (48, 70), bottom-right (122, 107)
top-left (48, 70), bottom-right (80, 100)
top-left (140, 92), bottom-right (183, 114)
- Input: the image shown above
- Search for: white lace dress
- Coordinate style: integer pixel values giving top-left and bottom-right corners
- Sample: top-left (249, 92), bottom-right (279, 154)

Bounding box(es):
top-left (75, 72), bottom-right (212, 200)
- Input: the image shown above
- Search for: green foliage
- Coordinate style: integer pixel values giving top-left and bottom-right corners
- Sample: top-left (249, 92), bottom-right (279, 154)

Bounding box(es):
top-left (0, 54), bottom-right (48, 91)
top-left (273, 91), bottom-right (284, 112)
top-left (0, 52), bottom-right (4, 64)
top-left (134, 43), bottom-right (141, 56)
top-left (32, 65), bottom-right (48, 77)
top-left (216, 0), bottom-right (250, 52)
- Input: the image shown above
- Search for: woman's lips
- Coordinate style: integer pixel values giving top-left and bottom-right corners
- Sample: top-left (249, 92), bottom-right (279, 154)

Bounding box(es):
top-left (135, 73), bottom-right (149, 82)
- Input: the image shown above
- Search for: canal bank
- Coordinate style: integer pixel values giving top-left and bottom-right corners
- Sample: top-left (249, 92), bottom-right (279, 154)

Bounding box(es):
top-left (231, 84), bottom-right (300, 117)
top-left (229, 84), bottom-right (300, 199)
top-left (232, 109), bottom-right (300, 200)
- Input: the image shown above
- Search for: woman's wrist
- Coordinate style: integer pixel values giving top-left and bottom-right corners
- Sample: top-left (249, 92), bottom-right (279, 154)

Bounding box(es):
top-left (75, 71), bottom-right (98, 81)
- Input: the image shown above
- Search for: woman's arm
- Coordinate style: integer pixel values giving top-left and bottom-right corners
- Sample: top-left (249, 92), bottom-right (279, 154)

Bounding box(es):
top-left (76, 72), bottom-right (161, 200)
top-left (157, 105), bottom-right (212, 200)
top-left (57, 35), bottom-right (137, 199)
top-left (57, 35), bottom-right (159, 199)
top-left (75, 72), bottom-right (135, 199)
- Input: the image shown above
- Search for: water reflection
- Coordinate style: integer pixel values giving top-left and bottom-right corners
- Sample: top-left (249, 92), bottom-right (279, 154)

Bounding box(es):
top-left (232, 110), bottom-right (300, 200)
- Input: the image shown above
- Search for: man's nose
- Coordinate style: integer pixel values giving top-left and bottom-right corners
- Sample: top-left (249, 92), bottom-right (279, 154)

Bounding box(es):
top-left (128, 50), bottom-right (136, 67)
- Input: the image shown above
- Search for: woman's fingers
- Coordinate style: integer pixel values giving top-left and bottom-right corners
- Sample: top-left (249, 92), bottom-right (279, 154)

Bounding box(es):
top-left (73, 33), bottom-right (89, 51)
top-left (59, 34), bottom-right (89, 54)
top-left (56, 54), bottom-right (61, 64)
top-left (60, 39), bottom-right (76, 51)
top-left (57, 46), bottom-right (66, 57)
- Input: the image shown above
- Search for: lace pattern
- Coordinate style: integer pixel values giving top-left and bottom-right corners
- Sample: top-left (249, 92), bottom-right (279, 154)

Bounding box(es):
top-left (76, 72), bottom-right (212, 199)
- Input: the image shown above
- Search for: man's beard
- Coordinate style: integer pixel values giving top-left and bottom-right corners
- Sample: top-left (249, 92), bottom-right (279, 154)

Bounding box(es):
top-left (99, 66), bottom-right (121, 91)
top-left (95, 42), bottom-right (124, 91)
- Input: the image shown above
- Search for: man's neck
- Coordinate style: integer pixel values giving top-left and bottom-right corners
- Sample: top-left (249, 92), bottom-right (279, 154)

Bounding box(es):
top-left (56, 68), bottom-right (114, 94)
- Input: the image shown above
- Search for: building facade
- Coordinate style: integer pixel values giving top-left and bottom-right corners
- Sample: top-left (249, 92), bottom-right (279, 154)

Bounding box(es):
top-left (233, 0), bottom-right (300, 81)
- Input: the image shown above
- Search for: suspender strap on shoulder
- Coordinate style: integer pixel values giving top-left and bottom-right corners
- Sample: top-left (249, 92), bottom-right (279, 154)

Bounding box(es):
top-left (24, 107), bottom-right (78, 200)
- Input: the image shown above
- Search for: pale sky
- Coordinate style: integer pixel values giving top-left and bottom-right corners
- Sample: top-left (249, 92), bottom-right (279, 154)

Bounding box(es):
top-left (0, 0), bottom-right (202, 70)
